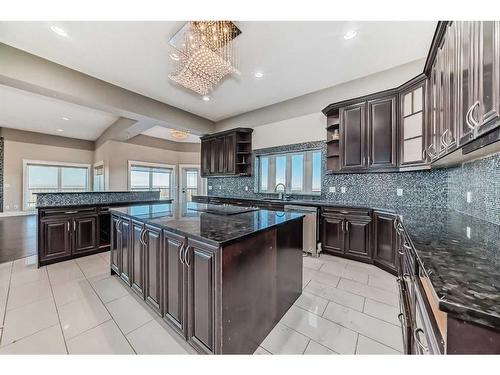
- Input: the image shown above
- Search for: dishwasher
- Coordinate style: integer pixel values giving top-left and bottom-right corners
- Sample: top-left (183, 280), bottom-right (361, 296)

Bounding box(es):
top-left (284, 205), bottom-right (320, 257)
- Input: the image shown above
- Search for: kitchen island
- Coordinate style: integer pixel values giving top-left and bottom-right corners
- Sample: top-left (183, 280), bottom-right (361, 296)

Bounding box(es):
top-left (109, 202), bottom-right (304, 354)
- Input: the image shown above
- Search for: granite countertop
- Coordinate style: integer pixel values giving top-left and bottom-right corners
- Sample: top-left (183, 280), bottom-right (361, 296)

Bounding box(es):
top-left (37, 199), bottom-right (173, 209)
top-left (195, 195), bottom-right (500, 329)
top-left (34, 191), bottom-right (156, 195)
top-left (110, 202), bottom-right (304, 247)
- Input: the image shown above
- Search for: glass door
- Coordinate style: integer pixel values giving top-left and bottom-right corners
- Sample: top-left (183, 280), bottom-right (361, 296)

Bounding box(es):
top-left (179, 166), bottom-right (204, 203)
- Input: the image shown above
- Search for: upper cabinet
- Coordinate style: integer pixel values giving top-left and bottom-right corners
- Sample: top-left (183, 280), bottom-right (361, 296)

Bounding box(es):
top-left (200, 128), bottom-right (253, 177)
top-left (400, 76), bottom-right (427, 167)
top-left (323, 21), bottom-right (499, 173)
top-left (326, 91), bottom-right (398, 173)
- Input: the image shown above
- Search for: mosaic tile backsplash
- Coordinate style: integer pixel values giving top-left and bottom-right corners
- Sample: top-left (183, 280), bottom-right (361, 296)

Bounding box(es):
top-left (208, 141), bottom-right (499, 225)
top-left (36, 191), bottom-right (162, 208)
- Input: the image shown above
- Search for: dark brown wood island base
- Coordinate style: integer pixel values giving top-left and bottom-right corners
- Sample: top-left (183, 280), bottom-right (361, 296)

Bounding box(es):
top-left (110, 202), bottom-right (304, 354)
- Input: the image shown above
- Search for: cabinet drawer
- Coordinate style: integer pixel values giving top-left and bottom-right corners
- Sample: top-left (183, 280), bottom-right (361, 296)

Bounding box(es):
top-left (321, 206), bottom-right (371, 217)
top-left (40, 207), bottom-right (97, 218)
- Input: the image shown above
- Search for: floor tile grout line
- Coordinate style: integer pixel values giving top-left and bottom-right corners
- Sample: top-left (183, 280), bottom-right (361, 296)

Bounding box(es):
top-left (354, 333), bottom-right (360, 354)
top-left (292, 302), bottom-right (403, 352)
top-left (356, 332), bottom-right (403, 354)
top-left (0, 323), bottom-right (62, 352)
top-left (302, 339), bottom-right (312, 355)
top-left (80, 264), bottom-right (139, 354)
top-left (0, 261), bottom-right (13, 346)
top-left (46, 265), bottom-right (70, 354)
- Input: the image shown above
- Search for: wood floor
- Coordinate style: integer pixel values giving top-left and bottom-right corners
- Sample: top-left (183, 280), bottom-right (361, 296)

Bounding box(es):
top-left (0, 215), bottom-right (37, 263)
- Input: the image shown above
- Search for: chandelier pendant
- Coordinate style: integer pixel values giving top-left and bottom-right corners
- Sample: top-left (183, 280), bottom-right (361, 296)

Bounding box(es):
top-left (168, 21), bottom-right (241, 96)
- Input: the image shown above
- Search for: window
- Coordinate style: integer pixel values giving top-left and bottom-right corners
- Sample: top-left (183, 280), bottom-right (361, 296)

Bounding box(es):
top-left (257, 150), bottom-right (322, 195)
top-left (93, 163), bottom-right (105, 192)
top-left (128, 162), bottom-right (174, 200)
top-left (184, 169), bottom-right (199, 202)
top-left (23, 161), bottom-right (90, 210)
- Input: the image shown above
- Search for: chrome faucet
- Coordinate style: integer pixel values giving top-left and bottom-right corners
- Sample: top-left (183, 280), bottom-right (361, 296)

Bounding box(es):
top-left (274, 183), bottom-right (287, 200)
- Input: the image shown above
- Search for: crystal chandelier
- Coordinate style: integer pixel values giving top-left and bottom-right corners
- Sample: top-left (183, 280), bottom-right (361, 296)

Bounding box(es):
top-left (168, 21), bottom-right (241, 96)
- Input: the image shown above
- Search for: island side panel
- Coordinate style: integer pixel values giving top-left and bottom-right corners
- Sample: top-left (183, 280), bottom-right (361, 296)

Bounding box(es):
top-left (220, 228), bottom-right (278, 354)
top-left (276, 217), bottom-right (303, 319)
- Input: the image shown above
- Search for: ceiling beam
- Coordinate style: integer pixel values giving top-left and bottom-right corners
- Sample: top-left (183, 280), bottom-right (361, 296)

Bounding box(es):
top-left (0, 43), bottom-right (215, 139)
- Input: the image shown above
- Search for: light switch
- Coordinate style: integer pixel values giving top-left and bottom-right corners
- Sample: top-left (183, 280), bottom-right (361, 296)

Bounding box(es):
top-left (397, 188), bottom-right (403, 196)
top-left (219, 185), bottom-right (222, 190)
top-left (329, 186), bottom-right (336, 193)
top-left (341, 187), bottom-right (346, 194)
top-left (244, 186), bottom-right (248, 191)
top-left (466, 191), bottom-right (472, 203)
top-left (466, 226), bottom-right (471, 239)
top-left (208, 185), bottom-right (213, 191)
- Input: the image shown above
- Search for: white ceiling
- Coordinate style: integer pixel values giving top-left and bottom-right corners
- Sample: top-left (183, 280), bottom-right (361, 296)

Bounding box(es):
top-left (142, 125), bottom-right (200, 143)
top-left (0, 84), bottom-right (118, 140)
top-left (0, 21), bottom-right (437, 122)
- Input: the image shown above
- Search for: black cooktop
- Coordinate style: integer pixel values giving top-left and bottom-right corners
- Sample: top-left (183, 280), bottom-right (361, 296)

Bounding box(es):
top-left (188, 204), bottom-right (259, 216)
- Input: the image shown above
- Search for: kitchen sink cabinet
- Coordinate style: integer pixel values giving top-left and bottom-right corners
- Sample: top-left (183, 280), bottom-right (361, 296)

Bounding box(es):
top-left (320, 208), bottom-right (372, 263)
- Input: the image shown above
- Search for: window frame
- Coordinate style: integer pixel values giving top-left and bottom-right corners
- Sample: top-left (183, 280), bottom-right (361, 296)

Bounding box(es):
top-left (256, 149), bottom-right (322, 196)
top-left (127, 160), bottom-right (176, 201)
top-left (22, 159), bottom-right (91, 211)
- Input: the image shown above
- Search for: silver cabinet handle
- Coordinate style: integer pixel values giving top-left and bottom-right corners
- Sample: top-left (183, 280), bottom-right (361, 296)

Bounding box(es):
top-left (178, 243), bottom-right (185, 265)
top-left (465, 104), bottom-right (475, 131)
top-left (140, 229), bottom-right (148, 246)
top-left (341, 220), bottom-right (344, 232)
top-left (115, 219), bottom-right (121, 233)
top-left (393, 219), bottom-right (398, 230)
top-left (414, 328), bottom-right (429, 352)
top-left (65, 211), bottom-right (78, 214)
top-left (469, 101), bottom-right (480, 128)
top-left (440, 129), bottom-right (449, 148)
top-left (73, 220), bottom-right (76, 232)
top-left (427, 143), bottom-right (437, 158)
top-left (67, 221), bottom-right (70, 232)
top-left (367, 156), bottom-right (371, 165)
top-left (345, 221), bottom-right (349, 232)
top-left (184, 245), bottom-right (191, 267)
top-left (422, 148), bottom-right (427, 161)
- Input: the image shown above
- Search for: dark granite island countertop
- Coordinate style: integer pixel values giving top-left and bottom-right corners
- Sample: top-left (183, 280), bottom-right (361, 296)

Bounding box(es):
top-left (110, 202), bottom-right (305, 247)
top-left (35, 191), bottom-right (166, 208)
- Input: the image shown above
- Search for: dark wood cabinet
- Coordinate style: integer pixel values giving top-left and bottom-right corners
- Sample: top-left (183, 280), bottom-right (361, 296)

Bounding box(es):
top-left (372, 211), bottom-right (398, 275)
top-left (130, 220), bottom-right (145, 297)
top-left (344, 218), bottom-right (371, 261)
top-left (163, 230), bottom-right (187, 336)
top-left (321, 215), bottom-right (344, 255)
top-left (200, 128), bottom-right (253, 177)
top-left (111, 215), bottom-right (120, 274)
top-left (119, 219), bottom-right (131, 285)
top-left (186, 238), bottom-right (216, 354)
top-left (39, 218), bottom-right (72, 261)
top-left (320, 208), bottom-right (371, 263)
top-left (340, 102), bottom-right (366, 170)
top-left (335, 93), bottom-right (398, 172)
top-left (144, 225), bottom-right (162, 315)
top-left (368, 96), bottom-right (398, 169)
top-left (73, 215), bottom-right (97, 254)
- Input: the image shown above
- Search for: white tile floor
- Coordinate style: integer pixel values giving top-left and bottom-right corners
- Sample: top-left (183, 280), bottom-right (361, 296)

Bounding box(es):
top-left (0, 251), bottom-right (403, 355)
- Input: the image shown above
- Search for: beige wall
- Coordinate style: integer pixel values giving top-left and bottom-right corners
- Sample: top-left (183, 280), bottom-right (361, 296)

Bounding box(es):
top-left (216, 59), bottom-right (425, 149)
top-left (94, 140), bottom-right (200, 191)
top-left (3, 140), bottom-right (94, 211)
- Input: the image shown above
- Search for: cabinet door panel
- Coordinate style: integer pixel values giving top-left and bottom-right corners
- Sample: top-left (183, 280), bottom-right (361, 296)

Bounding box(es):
top-left (321, 216), bottom-right (343, 255)
top-left (344, 219), bottom-right (371, 261)
top-left (40, 219), bottom-right (71, 261)
top-left (131, 221), bottom-right (145, 298)
top-left (341, 103), bottom-right (366, 170)
top-left (145, 226), bottom-right (162, 315)
top-left (216, 137), bottom-right (225, 174)
top-left (187, 241), bottom-right (216, 354)
top-left (373, 212), bottom-right (398, 275)
top-left (120, 219), bottom-right (131, 285)
top-left (73, 215), bottom-right (97, 254)
top-left (458, 21), bottom-right (476, 145)
top-left (478, 21), bottom-right (500, 130)
top-left (224, 134), bottom-right (236, 174)
top-left (163, 231), bottom-right (186, 336)
top-left (111, 215), bottom-right (120, 274)
top-left (368, 96), bottom-right (397, 168)
top-left (400, 79), bottom-right (426, 166)
top-left (200, 139), bottom-right (211, 177)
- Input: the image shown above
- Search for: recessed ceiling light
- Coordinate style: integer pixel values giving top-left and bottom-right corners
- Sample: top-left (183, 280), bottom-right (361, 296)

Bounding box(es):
top-left (50, 25), bottom-right (68, 38)
top-left (169, 53), bottom-right (180, 61)
top-left (343, 30), bottom-right (357, 40)
top-left (254, 71), bottom-right (264, 79)
top-left (56, 128), bottom-right (64, 132)
top-left (61, 117), bottom-right (70, 121)
top-left (202, 95), bottom-right (210, 102)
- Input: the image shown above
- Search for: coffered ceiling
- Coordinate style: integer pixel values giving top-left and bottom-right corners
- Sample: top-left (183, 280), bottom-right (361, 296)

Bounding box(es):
top-left (0, 21), bottom-right (437, 122)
